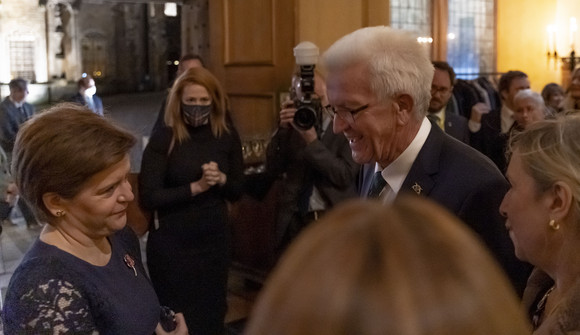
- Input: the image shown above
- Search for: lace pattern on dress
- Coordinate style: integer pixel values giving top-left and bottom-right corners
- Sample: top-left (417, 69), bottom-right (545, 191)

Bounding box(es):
top-left (18, 278), bottom-right (98, 334)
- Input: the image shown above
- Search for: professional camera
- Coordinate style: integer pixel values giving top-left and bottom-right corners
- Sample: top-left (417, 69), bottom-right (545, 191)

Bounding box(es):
top-left (291, 42), bottom-right (321, 130)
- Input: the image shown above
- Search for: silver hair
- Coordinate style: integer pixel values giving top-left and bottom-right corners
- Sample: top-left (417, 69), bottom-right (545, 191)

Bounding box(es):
top-left (514, 89), bottom-right (548, 115)
top-left (322, 26), bottom-right (434, 120)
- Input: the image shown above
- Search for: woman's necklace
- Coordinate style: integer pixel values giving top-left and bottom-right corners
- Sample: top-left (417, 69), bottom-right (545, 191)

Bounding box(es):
top-left (532, 285), bottom-right (555, 329)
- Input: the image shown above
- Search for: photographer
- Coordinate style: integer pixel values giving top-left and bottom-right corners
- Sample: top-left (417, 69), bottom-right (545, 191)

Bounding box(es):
top-left (266, 69), bottom-right (359, 256)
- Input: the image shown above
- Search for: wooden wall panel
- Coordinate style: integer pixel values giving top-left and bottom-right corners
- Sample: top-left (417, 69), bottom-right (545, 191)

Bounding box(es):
top-left (224, 0), bottom-right (274, 65)
top-left (210, 0), bottom-right (295, 166)
top-left (209, 0), bottom-right (295, 279)
top-left (229, 94), bottom-right (276, 138)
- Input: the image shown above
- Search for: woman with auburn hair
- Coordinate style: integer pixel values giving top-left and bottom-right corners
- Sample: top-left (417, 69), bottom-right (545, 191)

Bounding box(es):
top-left (2, 104), bottom-right (187, 334)
top-left (245, 197), bottom-right (531, 335)
top-left (140, 67), bottom-right (244, 334)
top-left (500, 114), bottom-right (580, 333)
top-left (541, 83), bottom-right (565, 114)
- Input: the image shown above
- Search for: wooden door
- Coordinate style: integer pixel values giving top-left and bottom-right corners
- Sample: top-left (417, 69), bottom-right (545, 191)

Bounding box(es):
top-left (208, 0), bottom-right (296, 279)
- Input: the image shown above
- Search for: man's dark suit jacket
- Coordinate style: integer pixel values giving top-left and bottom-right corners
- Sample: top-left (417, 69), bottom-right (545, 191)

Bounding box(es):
top-left (0, 97), bottom-right (34, 157)
top-left (443, 104), bottom-right (470, 144)
top-left (359, 123), bottom-right (531, 295)
top-left (470, 109), bottom-right (508, 172)
top-left (267, 125), bottom-right (359, 251)
top-left (70, 93), bottom-right (104, 116)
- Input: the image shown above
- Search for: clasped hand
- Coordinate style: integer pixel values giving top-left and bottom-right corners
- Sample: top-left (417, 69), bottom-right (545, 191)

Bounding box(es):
top-left (201, 161), bottom-right (226, 186)
top-left (190, 161), bottom-right (227, 195)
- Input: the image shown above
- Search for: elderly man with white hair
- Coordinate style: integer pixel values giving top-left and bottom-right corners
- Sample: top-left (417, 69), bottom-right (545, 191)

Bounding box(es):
top-left (513, 89), bottom-right (549, 130)
top-left (322, 25), bottom-right (531, 295)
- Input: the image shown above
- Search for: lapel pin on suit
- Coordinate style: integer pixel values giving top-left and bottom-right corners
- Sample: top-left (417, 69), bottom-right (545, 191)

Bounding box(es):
top-left (412, 182), bottom-right (423, 195)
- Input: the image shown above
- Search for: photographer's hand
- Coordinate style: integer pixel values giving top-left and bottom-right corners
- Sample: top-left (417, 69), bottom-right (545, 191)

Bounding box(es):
top-left (279, 100), bottom-right (296, 128)
top-left (155, 312), bottom-right (188, 335)
top-left (280, 99), bottom-right (318, 143)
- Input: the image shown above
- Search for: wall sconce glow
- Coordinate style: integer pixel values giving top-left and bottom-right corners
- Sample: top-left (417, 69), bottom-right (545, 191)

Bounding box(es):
top-left (417, 36), bottom-right (433, 44)
top-left (164, 3), bottom-right (177, 17)
top-left (447, 33), bottom-right (456, 40)
top-left (174, 60), bottom-right (179, 66)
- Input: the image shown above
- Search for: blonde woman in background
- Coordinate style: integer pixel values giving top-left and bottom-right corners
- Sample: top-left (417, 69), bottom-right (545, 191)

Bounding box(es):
top-left (140, 67), bottom-right (244, 335)
top-left (245, 197), bottom-right (531, 335)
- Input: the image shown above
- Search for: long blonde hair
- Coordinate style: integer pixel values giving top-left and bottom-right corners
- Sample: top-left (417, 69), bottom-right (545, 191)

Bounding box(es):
top-left (164, 67), bottom-right (229, 145)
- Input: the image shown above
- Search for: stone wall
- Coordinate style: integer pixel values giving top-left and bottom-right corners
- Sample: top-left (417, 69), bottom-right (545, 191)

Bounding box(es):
top-left (0, 0), bottom-right (196, 101)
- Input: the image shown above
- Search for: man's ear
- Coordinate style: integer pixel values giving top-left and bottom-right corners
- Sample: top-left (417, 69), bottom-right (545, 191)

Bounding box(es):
top-left (394, 93), bottom-right (415, 125)
top-left (500, 89), bottom-right (508, 102)
top-left (548, 181), bottom-right (574, 222)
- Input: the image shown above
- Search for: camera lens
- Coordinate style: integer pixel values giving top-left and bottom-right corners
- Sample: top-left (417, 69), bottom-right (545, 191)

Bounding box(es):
top-left (294, 105), bottom-right (317, 130)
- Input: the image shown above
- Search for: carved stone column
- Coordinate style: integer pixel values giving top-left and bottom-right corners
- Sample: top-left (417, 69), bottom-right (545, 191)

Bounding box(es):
top-left (181, 0), bottom-right (210, 65)
top-left (45, 0), bottom-right (80, 81)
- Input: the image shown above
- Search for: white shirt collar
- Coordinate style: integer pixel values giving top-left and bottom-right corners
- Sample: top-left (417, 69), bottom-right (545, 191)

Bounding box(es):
top-left (9, 97), bottom-right (24, 108)
top-left (500, 105), bottom-right (515, 133)
top-left (433, 107), bottom-right (445, 119)
top-left (375, 117), bottom-right (431, 196)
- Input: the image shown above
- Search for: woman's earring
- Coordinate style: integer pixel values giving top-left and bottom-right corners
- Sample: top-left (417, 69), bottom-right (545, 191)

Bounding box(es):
top-left (55, 210), bottom-right (65, 217)
top-left (549, 219), bottom-right (560, 231)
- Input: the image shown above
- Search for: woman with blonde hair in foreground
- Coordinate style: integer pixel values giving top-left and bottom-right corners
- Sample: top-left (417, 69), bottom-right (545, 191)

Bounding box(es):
top-left (501, 114), bottom-right (580, 333)
top-left (245, 197), bottom-right (530, 335)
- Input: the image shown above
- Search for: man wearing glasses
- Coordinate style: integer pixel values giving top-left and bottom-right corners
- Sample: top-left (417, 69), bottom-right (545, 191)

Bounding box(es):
top-left (322, 26), bottom-right (530, 296)
top-left (427, 61), bottom-right (469, 144)
top-left (266, 71), bottom-right (359, 256)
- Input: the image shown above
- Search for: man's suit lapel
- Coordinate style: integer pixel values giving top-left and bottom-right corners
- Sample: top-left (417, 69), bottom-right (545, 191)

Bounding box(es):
top-left (320, 122), bottom-right (333, 145)
top-left (400, 125), bottom-right (443, 197)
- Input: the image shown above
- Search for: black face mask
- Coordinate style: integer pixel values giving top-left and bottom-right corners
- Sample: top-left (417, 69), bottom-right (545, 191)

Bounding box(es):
top-left (181, 104), bottom-right (212, 127)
